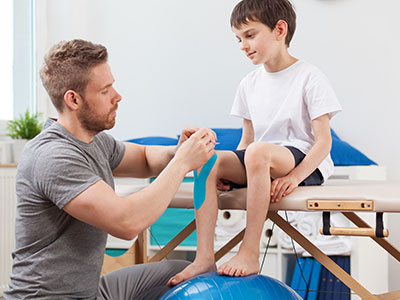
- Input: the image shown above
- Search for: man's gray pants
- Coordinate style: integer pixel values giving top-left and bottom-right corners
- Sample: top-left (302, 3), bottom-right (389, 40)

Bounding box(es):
top-left (96, 260), bottom-right (190, 300)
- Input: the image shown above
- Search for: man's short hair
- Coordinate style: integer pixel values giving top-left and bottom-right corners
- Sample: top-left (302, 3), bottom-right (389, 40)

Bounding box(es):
top-left (40, 39), bottom-right (108, 112)
top-left (230, 0), bottom-right (296, 47)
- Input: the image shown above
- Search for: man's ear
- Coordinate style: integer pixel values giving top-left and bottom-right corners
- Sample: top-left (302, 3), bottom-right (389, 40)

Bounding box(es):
top-left (274, 20), bottom-right (288, 42)
top-left (64, 90), bottom-right (81, 111)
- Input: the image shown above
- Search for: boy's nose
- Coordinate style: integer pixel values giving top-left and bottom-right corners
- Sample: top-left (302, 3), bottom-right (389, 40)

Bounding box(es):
top-left (241, 41), bottom-right (249, 52)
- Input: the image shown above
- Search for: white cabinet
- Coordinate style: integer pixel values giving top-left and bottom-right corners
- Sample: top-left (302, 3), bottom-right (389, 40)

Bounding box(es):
top-left (0, 166), bottom-right (17, 295)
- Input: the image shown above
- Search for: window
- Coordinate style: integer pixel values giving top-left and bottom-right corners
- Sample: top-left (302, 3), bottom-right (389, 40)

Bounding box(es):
top-left (13, 0), bottom-right (37, 118)
top-left (0, 0), bottom-right (14, 120)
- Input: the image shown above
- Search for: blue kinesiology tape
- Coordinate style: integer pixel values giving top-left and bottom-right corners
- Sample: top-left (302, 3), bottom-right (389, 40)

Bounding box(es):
top-left (193, 153), bottom-right (218, 210)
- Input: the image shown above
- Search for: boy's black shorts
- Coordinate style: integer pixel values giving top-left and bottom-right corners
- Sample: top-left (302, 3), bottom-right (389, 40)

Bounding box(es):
top-left (230, 146), bottom-right (324, 189)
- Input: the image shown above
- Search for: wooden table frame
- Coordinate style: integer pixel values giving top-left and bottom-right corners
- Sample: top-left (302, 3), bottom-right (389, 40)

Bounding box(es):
top-left (103, 210), bottom-right (400, 299)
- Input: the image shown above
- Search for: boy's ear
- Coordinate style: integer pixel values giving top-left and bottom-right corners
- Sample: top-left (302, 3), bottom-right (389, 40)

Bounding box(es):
top-left (274, 20), bottom-right (288, 42)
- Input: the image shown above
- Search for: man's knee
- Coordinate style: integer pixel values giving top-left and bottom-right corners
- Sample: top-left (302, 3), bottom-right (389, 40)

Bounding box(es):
top-left (97, 260), bottom-right (191, 300)
top-left (162, 259), bottom-right (191, 274)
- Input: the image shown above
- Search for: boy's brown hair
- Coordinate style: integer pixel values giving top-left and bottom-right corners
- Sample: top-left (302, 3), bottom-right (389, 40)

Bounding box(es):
top-left (40, 39), bottom-right (108, 112)
top-left (230, 0), bottom-right (296, 47)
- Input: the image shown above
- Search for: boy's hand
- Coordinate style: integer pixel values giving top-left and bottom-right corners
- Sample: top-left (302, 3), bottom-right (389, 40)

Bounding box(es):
top-left (216, 179), bottom-right (232, 191)
top-left (270, 175), bottom-right (300, 203)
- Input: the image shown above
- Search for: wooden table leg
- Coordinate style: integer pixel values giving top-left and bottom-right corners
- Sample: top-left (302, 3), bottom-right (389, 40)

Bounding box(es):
top-left (214, 229), bottom-right (245, 262)
top-left (268, 211), bottom-right (379, 300)
top-left (342, 212), bottom-right (400, 262)
top-left (148, 219), bottom-right (196, 263)
top-left (101, 230), bottom-right (148, 276)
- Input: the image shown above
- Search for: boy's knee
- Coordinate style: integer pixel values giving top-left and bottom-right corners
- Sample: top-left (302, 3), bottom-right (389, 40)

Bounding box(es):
top-left (212, 151), bottom-right (231, 178)
top-left (245, 142), bottom-right (273, 168)
top-left (205, 156), bottom-right (220, 180)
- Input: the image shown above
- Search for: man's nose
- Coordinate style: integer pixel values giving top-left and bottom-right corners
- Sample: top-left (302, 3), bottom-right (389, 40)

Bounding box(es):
top-left (113, 88), bottom-right (122, 103)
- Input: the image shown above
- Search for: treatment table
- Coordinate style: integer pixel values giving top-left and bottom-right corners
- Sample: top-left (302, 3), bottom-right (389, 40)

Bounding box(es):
top-left (104, 180), bottom-right (400, 300)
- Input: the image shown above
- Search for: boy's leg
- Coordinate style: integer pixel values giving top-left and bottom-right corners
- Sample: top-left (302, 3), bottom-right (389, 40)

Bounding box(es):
top-left (167, 151), bottom-right (247, 286)
top-left (96, 260), bottom-right (190, 300)
top-left (218, 142), bottom-right (295, 276)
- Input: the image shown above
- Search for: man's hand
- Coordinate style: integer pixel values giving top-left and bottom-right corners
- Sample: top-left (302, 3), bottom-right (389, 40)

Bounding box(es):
top-left (177, 126), bottom-right (199, 148)
top-left (270, 175), bottom-right (300, 203)
top-left (176, 126), bottom-right (217, 149)
top-left (174, 128), bottom-right (216, 172)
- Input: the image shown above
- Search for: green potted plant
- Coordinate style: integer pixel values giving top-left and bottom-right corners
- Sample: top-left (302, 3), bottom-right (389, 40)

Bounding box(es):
top-left (6, 109), bottom-right (43, 163)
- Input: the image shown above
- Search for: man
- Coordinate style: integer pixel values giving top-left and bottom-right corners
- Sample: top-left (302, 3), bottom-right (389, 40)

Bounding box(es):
top-left (4, 39), bottom-right (216, 299)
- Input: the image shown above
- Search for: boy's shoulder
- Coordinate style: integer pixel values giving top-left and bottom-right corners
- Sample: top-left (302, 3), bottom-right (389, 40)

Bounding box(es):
top-left (240, 61), bottom-right (327, 85)
top-left (294, 61), bottom-right (332, 89)
top-left (295, 60), bottom-right (326, 77)
top-left (239, 66), bottom-right (264, 85)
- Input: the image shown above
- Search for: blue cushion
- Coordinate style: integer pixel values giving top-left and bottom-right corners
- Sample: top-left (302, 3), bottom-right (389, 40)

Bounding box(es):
top-left (212, 128), bottom-right (242, 150)
top-left (330, 129), bottom-right (377, 166)
top-left (125, 136), bottom-right (178, 146)
top-left (210, 128), bottom-right (377, 166)
top-left (125, 128), bottom-right (377, 166)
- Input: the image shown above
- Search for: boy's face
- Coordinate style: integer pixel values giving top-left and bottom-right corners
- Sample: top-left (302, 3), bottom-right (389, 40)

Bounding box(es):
top-left (233, 21), bottom-right (280, 66)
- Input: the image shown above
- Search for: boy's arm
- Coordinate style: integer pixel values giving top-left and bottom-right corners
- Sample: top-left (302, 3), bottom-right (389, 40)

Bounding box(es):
top-left (237, 118), bottom-right (254, 150)
top-left (271, 114), bottom-right (332, 202)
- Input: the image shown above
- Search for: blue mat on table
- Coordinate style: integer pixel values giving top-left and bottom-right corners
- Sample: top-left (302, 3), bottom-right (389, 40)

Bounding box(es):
top-left (126, 128), bottom-right (377, 166)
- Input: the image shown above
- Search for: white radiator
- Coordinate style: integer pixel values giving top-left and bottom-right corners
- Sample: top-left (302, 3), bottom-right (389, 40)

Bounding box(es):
top-left (0, 167), bottom-right (17, 295)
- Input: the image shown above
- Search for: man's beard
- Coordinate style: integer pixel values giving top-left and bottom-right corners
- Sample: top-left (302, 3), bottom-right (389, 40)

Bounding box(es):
top-left (77, 99), bottom-right (116, 134)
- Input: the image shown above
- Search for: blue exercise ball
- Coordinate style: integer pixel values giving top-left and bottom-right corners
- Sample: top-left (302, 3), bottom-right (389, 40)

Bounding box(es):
top-left (159, 272), bottom-right (302, 300)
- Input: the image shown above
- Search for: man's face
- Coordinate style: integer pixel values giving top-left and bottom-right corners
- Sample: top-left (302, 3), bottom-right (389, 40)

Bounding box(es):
top-left (233, 21), bottom-right (279, 66)
top-left (77, 63), bottom-right (122, 134)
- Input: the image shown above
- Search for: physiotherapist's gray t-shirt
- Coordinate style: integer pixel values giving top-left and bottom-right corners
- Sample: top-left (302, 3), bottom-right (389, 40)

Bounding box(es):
top-left (4, 118), bottom-right (125, 299)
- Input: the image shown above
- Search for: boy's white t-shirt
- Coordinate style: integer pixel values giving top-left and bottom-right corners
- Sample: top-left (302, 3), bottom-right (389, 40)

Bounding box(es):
top-left (231, 60), bottom-right (342, 181)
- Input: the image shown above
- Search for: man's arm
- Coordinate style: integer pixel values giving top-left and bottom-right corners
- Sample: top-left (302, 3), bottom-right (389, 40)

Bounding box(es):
top-left (112, 143), bottom-right (176, 178)
top-left (113, 126), bottom-right (209, 178)
top-left (64, 128), bottom-right (216, 240)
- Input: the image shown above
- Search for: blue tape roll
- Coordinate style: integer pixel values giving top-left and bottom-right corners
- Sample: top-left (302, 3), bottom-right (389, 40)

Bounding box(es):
top-left (193, 153), bottom-right (218, 210)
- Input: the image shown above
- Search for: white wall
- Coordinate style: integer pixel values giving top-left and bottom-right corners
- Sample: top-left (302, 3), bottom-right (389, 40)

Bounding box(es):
top-left (291, 0), bottom-right (400, 182)
top-left (37, 0), bottom-right (252, 136)
top-left (36, 0), bottom-right (400, 290)
top-left (37, 0), bottom-right (400, 180)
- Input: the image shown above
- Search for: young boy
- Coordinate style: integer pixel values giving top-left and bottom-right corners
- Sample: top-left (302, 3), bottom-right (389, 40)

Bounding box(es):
top-left (168, 0), bottom-right (341, 285)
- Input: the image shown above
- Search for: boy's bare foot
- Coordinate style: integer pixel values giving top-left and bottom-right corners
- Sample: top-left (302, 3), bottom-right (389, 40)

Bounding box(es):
top-left (167, 261), bottom-right (217, 286)
top-left (217, 250), bottom-right (259, 277)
